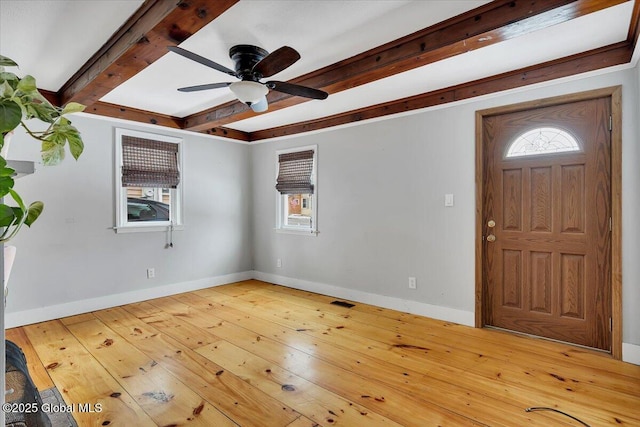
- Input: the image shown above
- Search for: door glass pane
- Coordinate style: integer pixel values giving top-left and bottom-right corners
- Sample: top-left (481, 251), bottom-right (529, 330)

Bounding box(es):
top-left (506, 127), bottom-right (580, 158)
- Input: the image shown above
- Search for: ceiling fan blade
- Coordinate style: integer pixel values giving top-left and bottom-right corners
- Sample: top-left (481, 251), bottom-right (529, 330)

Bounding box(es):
top-left (177, 82), bottom-right (231, 92)
top-left (168, 46), bottom-right (237, 77)
top-left (267, 81), bottom-right (328, 100)
top-left (252, 46), bottom-right (301, 78)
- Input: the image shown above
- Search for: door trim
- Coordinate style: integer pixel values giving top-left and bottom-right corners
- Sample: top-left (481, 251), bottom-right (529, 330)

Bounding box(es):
top-left (475, 86), bottom-right (622, 359)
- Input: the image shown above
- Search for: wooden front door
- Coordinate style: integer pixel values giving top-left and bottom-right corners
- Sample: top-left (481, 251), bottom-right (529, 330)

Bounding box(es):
top-left (481, 96), bottom-right (612, 351)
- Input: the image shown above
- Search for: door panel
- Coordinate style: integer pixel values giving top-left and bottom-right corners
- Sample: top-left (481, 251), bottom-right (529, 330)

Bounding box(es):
top-left (502, 169), bottom-right (522, 231)
top-left (530, 167), bottom-right (551, 232)
top-left (482, 97), bottom-right (612, 351)
top-left (502, 250), bottom-right (522, 308)
top-left (561, 165), bottom-right (585, 232)
top-left (560, 253), bottom-right (585, 319)
top-left (530, 251), bottom-right (551, 313)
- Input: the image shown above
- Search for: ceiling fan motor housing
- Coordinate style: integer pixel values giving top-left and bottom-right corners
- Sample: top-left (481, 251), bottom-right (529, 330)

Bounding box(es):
top-left (229, 45), bottom-right (269, 80)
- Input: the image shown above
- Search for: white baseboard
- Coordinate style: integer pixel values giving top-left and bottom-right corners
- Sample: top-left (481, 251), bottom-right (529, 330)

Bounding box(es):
top-left (254, 272), bottom-right (640, 365)
top-left (8, 268), bottom-right (638, 366)
top-left (5, 271), bottom-right (253, 328)
top-left (252, 271), bottom-right (475, 327)
top-left (623, 343), bottom-right (640, 365)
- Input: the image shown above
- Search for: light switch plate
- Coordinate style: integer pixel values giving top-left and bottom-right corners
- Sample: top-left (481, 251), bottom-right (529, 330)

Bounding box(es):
top-left (445, 194), bottom-right (454, 207)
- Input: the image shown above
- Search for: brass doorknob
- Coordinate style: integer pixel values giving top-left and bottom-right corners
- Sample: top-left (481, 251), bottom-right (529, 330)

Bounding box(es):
top-left (486, 234), bottom-right (496, 242)
top-left (487, 220), bottom-right (496, 228)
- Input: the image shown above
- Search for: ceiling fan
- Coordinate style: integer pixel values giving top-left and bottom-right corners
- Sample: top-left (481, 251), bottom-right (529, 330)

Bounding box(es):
top-left (168, 44), bottom-right (328, 113)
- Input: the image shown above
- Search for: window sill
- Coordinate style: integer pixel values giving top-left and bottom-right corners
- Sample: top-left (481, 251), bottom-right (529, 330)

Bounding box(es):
top-left (114, 224), bottom-right (184, 234)
top-left (275, 228), bottom-right (318, 236)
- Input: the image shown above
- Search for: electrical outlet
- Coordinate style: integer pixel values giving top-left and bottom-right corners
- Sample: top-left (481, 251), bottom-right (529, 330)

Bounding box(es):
top-left (276, 258), bottom-right (282, 268)
top-left (408, 277), bottom-right (417, 289)
top-left (147, 268), bottom-right (155, 279)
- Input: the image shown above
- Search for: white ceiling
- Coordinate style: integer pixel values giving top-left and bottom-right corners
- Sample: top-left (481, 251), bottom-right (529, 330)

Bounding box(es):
top-left (0, 0), bottom-right (634, 135)
top-left (0, 0), bottom-right (144, 90)
top-left (101, 0), bottom-right (493, 118)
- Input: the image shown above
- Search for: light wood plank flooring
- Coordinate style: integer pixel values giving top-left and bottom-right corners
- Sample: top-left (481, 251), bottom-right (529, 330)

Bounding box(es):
top-left (7, 280), bottom-right (640, 426)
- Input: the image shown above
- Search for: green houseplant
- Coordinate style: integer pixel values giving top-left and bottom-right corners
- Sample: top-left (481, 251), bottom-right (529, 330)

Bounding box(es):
top-left (0, 55), bottom-right (84, 242)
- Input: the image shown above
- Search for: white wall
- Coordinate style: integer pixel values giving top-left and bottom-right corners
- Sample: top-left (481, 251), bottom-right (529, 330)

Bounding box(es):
top-left (251, 66), bottom-right (640, 355)
top-left (5, 115), bottom-right (253, 325)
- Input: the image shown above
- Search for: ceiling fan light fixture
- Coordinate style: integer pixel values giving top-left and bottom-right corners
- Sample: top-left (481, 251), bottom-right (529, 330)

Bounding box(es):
top-left (229, 81), bottom-right (268, 104)
top-left (249, 96), bottom-right (268, 113)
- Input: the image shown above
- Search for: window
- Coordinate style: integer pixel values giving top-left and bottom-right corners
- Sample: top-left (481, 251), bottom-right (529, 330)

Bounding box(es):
top-left (275, 146), bottom-right (317, 235)
top-left (506, 127), bottom-right (581, 158)
top-left (115, 128), bottom-right (183, 232)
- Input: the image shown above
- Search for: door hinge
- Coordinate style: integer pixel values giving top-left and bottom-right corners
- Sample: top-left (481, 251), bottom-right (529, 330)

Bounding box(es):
top-left (609, 216), bottom-right (612, 232)
top-left (610, 317), bottom-right (613, 332)
top-left (609, 115), bottom-right (613, 131)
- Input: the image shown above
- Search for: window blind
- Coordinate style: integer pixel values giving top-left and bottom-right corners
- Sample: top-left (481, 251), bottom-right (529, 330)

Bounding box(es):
top-left (121, 135), bottom-right (180, 188)
top-left (275, 149), bottom-right (314, 194)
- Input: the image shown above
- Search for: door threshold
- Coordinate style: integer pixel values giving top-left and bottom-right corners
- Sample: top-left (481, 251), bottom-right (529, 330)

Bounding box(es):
top-left (484, 325), bottom-right (611, 356)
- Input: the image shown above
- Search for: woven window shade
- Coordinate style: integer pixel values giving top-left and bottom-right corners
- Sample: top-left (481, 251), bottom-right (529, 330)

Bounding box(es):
top-left (121, 136), bottom-right (180, 188)
top-left (276, 150), bottom-right (314, 194)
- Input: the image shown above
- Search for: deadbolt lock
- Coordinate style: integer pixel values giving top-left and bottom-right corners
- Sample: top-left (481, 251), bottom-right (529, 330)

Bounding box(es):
top-left (487, 220), bottom-right (496, 228)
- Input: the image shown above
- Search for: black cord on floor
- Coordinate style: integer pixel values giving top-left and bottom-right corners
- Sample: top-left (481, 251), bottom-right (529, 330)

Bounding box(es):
top-left (526, 407), bottom-right (591, 427)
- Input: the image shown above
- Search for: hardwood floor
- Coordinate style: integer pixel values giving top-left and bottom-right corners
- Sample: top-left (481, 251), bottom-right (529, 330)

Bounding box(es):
top-left (6, 280), bottom-right (640, 426)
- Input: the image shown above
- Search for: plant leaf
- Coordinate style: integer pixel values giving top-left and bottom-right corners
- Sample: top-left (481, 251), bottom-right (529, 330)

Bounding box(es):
top-left (0, 71), bottom-right (20, 91)
top-left (16, 75), bottom-right (37, 93)
top-left (0, 163), bottom-right (16, 177)
top-left (0, 80), bottom-right (14, 99)
top-left (0, 72), bottom-right (18, 83)
top-left (0, 204), bottom-right (16, 227)
top-left (8, 188), bottom-right (25, 211)
top-left (0, 56), bottom-right (18, 67)
top-left (0, 98), bottom-right (22, 133)
top-left (66, 128), bottom-right (84, 160)
top-left (26, 100), bottom-right (56, 123)
top-left (61, 102), bottom-right (85, 115)
top-left (11, 206), bottom-right (24, 224)
top-left (41, 138), bottom-right (66, 166)
top-left (0, 175), bottom-right (15, 198)
top-left (25, 201), bottom-right (44, 226)
top-left (39, 117), bottom-right (84, 163)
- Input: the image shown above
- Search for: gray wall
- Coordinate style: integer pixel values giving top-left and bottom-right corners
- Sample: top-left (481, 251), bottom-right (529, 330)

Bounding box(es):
top-left (251, 67), bottom-right (640, 347)
top-left (6, 115), bottom-right (253, 320)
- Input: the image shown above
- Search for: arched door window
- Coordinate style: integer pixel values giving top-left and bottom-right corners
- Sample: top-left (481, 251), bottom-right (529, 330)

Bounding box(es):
top-left (505, 127), bottom-right (581, 158)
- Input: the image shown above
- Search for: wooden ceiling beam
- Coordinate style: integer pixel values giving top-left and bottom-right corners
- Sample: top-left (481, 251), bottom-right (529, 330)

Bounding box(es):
top-left (184, 0), bottom-right (628, 131)
top-left (626, 0), bottom-right (640, 51)
top-left (200, 126), bottom-right (251, 142)
top-left (249, 42), bottom-right (632, 141)
top-left (87, 101), bottom-right (185, 129)
top-left (59, 0), bottom-right (239, 106)
top-left (84, 102), bottom-right (250, 142)
top-left (39, 90), bottom-right (61, 107)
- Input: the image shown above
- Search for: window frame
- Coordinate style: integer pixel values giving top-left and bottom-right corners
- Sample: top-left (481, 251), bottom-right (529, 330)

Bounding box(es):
top-left (275, 145), bottom-right (318, 236)
top-left (114, 128), bottom-right (184, 233)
